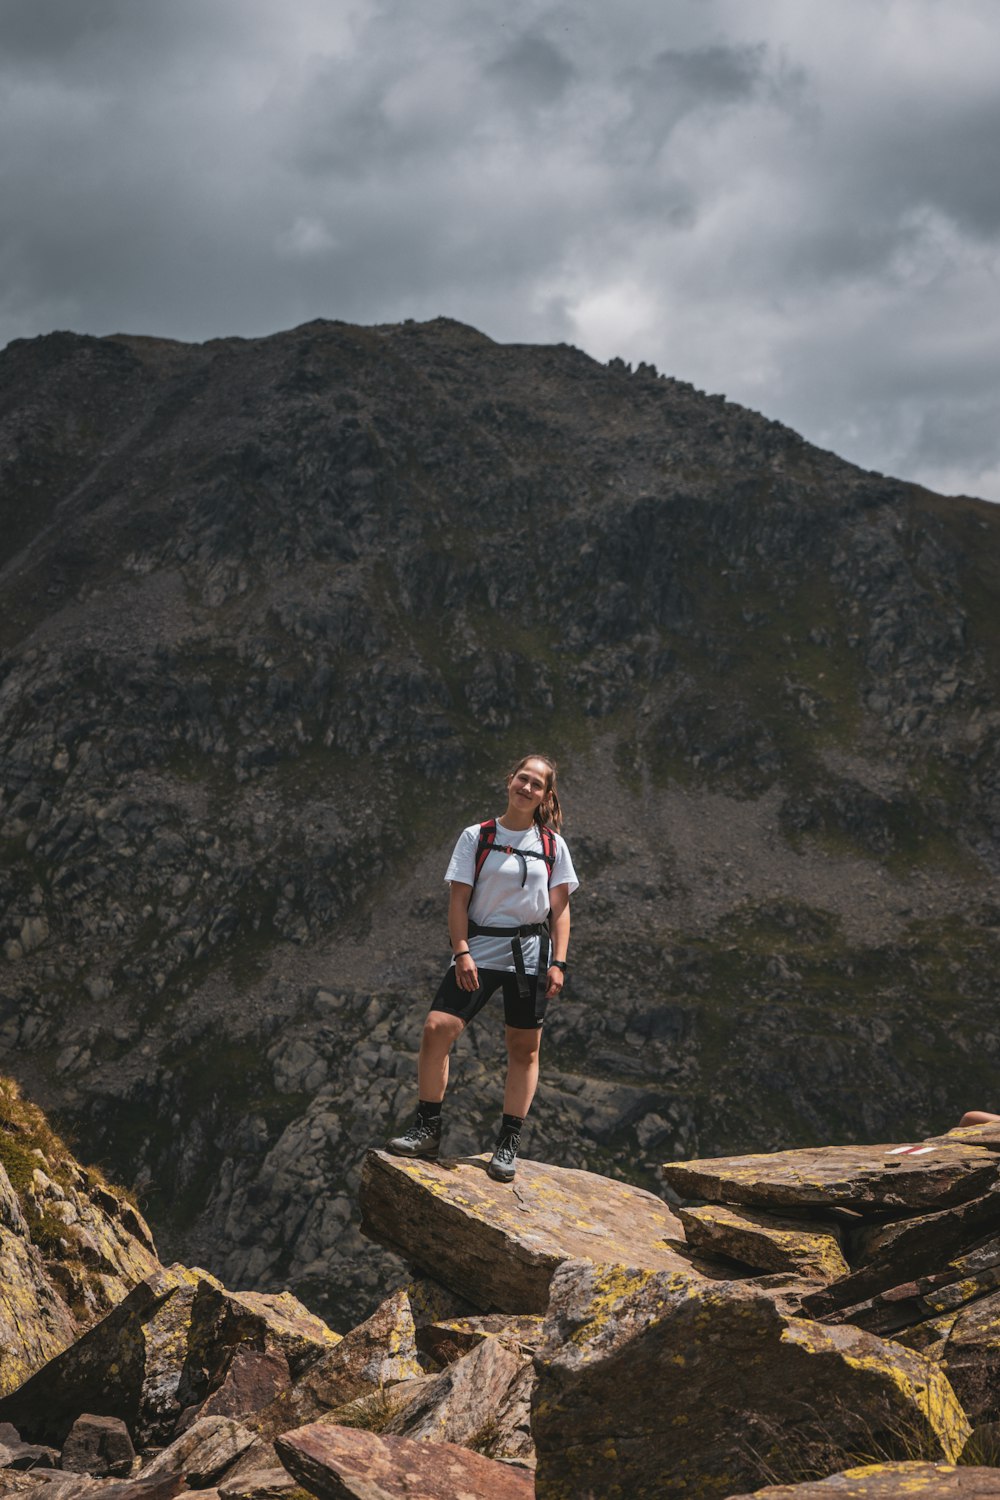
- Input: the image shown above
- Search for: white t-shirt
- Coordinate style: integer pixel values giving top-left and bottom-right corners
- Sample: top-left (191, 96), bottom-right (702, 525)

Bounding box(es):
top-left (444, 818), bottom-right (579, 974)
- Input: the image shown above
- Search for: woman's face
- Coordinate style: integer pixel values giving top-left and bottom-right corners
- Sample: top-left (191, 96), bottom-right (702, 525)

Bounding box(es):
top-left (507, 758), bottom-right (550, 816)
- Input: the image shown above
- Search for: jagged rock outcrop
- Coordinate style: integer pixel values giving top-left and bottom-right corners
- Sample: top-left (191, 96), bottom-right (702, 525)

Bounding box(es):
top-left (0, 1078), bottom-right (159, 1399)
top-left (0, 1263), bottom-right (339, 1450)
top-left (661, 1128), bottom-right (1000, 1459)
top-left (678, 1202), bottom-right (850, 1280)
top-left (4, 318), bottom-right (1000, 1327)
top-left (5, 1118), bottom-right (1000, 1498)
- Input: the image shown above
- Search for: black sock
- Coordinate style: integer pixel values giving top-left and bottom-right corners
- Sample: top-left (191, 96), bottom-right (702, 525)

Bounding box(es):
top-left (418, 1100), bottom-right (442, 1122)
top-left (501, 1113), bottom-right (524, 1133)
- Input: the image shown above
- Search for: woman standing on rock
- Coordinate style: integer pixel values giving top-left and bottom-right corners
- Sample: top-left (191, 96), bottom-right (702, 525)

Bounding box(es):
top-left (387, 753), bottom-right (578, 1184)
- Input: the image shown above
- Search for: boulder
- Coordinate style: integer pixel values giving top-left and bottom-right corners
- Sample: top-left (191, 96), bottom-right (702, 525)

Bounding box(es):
top-left (728, 1462), bottom-right (1000, 1499)
top-left (0, 1477), bottom-right (108, 1497)
top-left (250, 1286), bottom-right (423, 1441)
top-left (136, 1416), bottom-right (255, 1490)
top-left (382, 1334), bottom-right (535, 1464)
top-left (531, 1259), bottom-right (971, 1500)
top-left (360, 1149), bottom-right (690, 1313)
top-left (187, 1288), bottom-right (340, 1379)
top-left (925, 1124), bottom-right (1000, 1152)
top-left (896, 1287), bottom-right (1000, 1424)
top-left (192, 1350), bottom-right (291, 1425)
top-left (61, 1413), bottom-right (135, 1477)
top-left (805, 1237), bottom-right (1000, 1339)
top-left (275, 1423), bottom-right (536, 1499)
top-left (0, 1438), bottom-right (59, 1470)
top-left (0, 1264), bottom-right (338, 1451)
top-left (678, 1203), bottom-right (849, 1280)
top-left (662, 1141), bottom-right (1000, 1213)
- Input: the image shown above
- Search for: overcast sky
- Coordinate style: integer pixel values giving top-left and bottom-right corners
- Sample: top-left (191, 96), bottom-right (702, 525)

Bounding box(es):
top-left (3, 0), bottom-right (1000, 499)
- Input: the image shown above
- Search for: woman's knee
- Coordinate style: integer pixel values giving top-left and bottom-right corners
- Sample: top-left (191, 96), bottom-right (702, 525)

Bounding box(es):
top-left (506, 1026), bottom-right (541, 1064)
top-left (422, 1011), bottom-right (463, 1048)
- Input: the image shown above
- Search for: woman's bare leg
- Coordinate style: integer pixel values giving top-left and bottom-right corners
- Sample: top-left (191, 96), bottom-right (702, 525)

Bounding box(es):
top-left (417, 1010), bottom-right (465, 1102)
top-left (959, 1110), bottom-right (1000, 1127)
top-left (503, 1025), bottom-right (542, 1118)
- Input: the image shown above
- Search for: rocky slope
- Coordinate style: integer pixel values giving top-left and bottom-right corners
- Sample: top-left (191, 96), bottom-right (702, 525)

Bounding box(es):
top-left (4, 1102), bottom-right (1000, 1498)
top-left (2, 317), bottom-right (1000, 1328)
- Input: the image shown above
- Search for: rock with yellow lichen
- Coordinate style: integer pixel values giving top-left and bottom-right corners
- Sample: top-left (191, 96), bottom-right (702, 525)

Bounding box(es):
top-left (248, 1281), bottom-right (449, 1448)
top-left (728, 1461), bottom-right (1000, 1499)
top-left (662, 1141), bottom-right (1000, 1214)
top-left (1, 1161), bottom-right (77, 1400)
top-left (925, 1125), bottom-right (1000, 1153)
top-left (679, 1202), bottom-right (850, 1281)
top-left (381, 1330), bottom-right (536, 1465)
top-left (0, 1261), bottom-right (340, 1453)
top-left (530, 1258), bottom-right (972, 1500)
top-left (359, 1147), bottom-right (691, 1313)
top-left (896, 1286), bottom-right (1000, 1426)
top-left (0, 1077), bottom-right (160, 1400)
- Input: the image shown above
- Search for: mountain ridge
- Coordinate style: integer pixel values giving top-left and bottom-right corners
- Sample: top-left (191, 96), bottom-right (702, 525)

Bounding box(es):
top-left (1, 315), bottom-right (999, 1328)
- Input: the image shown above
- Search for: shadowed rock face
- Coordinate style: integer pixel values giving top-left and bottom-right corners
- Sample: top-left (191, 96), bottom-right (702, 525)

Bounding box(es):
top-left (0, 1263), bottom-right (339, 1450)
top-left (531, 1260), bottom-right (971, 1500)
top-left (4, 317), bottom-right (1000, 1330)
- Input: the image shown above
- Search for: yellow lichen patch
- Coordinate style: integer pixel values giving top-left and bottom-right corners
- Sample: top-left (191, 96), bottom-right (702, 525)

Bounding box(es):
top-left (844, 1462), bottom-right (956, 1475)
top-left (680, 1203), bottom-right (848, 1281)
top-left (568, 1265), bottom-right (658, 1349)
top-left (781, 1320), bottom-right (971, 1465)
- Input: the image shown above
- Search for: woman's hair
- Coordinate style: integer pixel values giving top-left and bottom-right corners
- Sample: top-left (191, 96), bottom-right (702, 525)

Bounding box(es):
top-left (507, 753), bottom-right (563, 832)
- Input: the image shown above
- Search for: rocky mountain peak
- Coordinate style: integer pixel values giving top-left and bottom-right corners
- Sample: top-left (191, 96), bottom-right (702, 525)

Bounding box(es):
top-left (1, 317), bottom-right (1000, 1329)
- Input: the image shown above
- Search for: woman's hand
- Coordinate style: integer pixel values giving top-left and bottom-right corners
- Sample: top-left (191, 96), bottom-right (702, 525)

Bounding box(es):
top-left (545, 964), bottom-right (565, 1000)
top-left (455, 952), bottom-right (479, 992)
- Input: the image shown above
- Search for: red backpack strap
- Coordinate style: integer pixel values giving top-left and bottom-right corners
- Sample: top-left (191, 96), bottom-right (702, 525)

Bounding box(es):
top-left (473, 818), bottom-right (497, 884)
top-left (540, 825), bottom-right (557, 884)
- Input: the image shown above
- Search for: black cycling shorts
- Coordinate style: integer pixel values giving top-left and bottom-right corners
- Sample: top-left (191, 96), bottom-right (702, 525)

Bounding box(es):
top-left (432, 965), bottom-right (546, 1030)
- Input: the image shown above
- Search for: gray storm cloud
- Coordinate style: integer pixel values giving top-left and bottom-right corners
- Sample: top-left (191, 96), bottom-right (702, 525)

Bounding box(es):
top-left (1, 0), bottom-right (999, 499)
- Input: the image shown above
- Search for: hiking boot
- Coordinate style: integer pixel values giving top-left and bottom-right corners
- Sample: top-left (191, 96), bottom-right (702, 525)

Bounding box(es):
top-left (386, 1114), bottom-right (442, 1160)
top-left (487, 1126), bottom-right (521, 1183)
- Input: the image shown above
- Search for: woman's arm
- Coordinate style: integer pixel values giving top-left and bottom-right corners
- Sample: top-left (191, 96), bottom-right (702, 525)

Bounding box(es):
top-left (547, 883), bottom-right (571, 999)
top-left (448, 882), bottom-right (479, 992)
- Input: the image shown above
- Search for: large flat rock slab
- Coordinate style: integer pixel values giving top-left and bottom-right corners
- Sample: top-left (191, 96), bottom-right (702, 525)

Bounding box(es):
top-left (729, 1463), bottom-right (1000, 1499)
top-left (359, 1150), bottom-right (690, 1313)
top-left (662, 1141), bottom-right (1000, 1212)
top-left (276, 1423), bottom-right (535, 1499)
